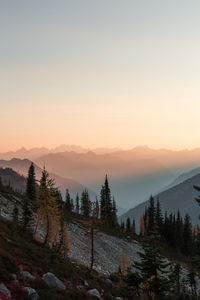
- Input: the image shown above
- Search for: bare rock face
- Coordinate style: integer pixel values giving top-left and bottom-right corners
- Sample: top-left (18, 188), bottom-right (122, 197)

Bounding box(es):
top-left (0, 283), bottom-right (11, 298)
top-left (68, 222), bottom-right (142, 275)
top-left (42, 272), bottom-right (66, 290)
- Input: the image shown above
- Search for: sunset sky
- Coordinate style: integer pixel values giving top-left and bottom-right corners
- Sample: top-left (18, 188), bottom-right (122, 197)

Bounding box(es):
top-left (1, 1), bottom-right (200, 152)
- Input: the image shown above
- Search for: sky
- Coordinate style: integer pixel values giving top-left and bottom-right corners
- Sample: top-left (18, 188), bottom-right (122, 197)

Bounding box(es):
top-left (1, 1), bottom-right (200, 152)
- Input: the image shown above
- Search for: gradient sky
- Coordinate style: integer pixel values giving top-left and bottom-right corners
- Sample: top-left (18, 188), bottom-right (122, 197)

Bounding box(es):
top-left (1, 1), bottom-right (200, 152)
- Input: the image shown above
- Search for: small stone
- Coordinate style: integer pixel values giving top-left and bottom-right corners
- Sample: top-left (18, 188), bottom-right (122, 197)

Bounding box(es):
top-left (21, 271), bottom-right (36, 281)
top-left (24, 287), bottom-right (39, 300)
top-left (11, 274), bottom-right (17, 280)
top-left (0, 283), bottom-right (11, 298)
top-left (88, 289), bottom-right (101, 299)
top-left (84, 280), bottom-right (89, 287)
top-left (106, 278), bottom-right (112, 285)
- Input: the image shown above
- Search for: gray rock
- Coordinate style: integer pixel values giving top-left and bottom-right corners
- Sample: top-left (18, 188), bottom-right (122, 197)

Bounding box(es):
top-left (116, 297), bottom-right (123, 300)
top-left (24, 287), bottom-right (39, 300)
top-left (42, 272), bottom-right (66, 290)
top-left (106, 278), bottom-right (112, 285)
top-left (84, 280), bottom-right (89, 287)
top-left (21, 271), bottom-right (36, 281)
top-left (0, 283), bottom-right (11, 298)
top-left (11, 274), bottom-right (17, 280)
top-left (87, 289), bottom-right (101, 299)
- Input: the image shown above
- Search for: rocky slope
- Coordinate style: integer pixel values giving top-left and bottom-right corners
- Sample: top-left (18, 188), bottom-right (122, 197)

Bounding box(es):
top-left (1, 189), bottom-right (200, 297)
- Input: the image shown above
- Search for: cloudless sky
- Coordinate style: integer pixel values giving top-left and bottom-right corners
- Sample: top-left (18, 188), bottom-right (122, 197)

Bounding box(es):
top-left (1, 1), bottom-right (200, 151)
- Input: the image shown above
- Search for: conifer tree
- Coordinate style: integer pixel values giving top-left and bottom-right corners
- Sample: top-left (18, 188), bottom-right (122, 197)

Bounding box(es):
top-left (53, 188), bottom-right (64, 209)
top-left (126, 217), bottom-right (131, 233)
top-left (100, 184), bottom-right (106, 220)
top-left (175, 210), bottom-right (183, 251)
top-left (134, 228), bottom-right (171, 299)
top-left (65, 189), bottom-right (72, 211)
top-left (182, 214), bottom-right (192, 256)
top-left (147, 196), bottom-right (155, 233)
top-left (56, 217), bottom-right (69, 259)
top-left (21, 197), bottom-right (34, 234)
top-left (75, 194), bottom-right (80, 214)
top-left (131, 217), bottom-right (136, 236)
top-left (21, 163), bottom-right (36, 234)
top-left (155, 199), bottom-right (163, 232)
top-left (37, 168), bottom-right (60, 247)
top-left (100, 175), bottom-right (117, 226)
top-left (112, 197), bottom-right (118, 227)
top-left (26, 163), bottom-right (37, 205)
top-left (94, 197), bottom-right (99, 218)
top-left (120, 221), bottom-right (125, 232)
top-left (70, 198), bottom-right (74, 212)
top-left (140, 217), bottom-right (145, 237)
top-left (81, 189), bottom-right (91, 217)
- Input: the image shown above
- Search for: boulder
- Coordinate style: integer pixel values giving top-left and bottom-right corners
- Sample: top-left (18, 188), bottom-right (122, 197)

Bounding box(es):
top-left (21, 271), bottom-right (36, 281)
top-left (0, 283), bottom-right (11, 298)
top-left (42, 272), bottom-right (66, 290)
top-left (24, 287), bottom-right (39, 300)
top-left (87, 289), bottom-right (101, 299)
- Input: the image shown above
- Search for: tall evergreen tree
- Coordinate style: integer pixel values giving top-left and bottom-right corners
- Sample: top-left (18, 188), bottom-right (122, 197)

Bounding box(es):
top-left (134, 228), bottom-right (171, 299)
top-left (112, 197), bottom-right (118, 227)
top-left (37, 168), bottom-right (60, 246)
top-left (75, 194), bottom-right (80, 214)
top-left (175, 210), bottom-right (183, 251)
top-left (53, 188), bottom-right (64, 209)
top-left (81, 190), bottom-right (91, 217)
top-left (65, 189), bottom-right (72, 211)
top-left (21, 197), bottom-right (34, 234)
top-left (155, 199), bottom-right (163, 232)
top-left (94, 197), bottom-right (99, 218)
top-left (182, 214), bottom-right (192, 256)
top-left (126, 217), bottom-right (131, 233)
top-left (147, 196), bottom-right (155, 233)
top-left (26, 163), bottom-right (37, 204)
top-left (70, 198), bottom-right (74, 212)
top-left (131, 217), bottom-right (136, 236)
top-left (21, 163), bottom-right (36, 234)
top-left (100, 175), bottom-right (116, 226)
top-left (100, 184), bottom-right (106, 220)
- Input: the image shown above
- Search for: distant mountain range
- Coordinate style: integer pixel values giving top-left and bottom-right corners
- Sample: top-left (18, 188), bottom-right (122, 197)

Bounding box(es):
top-left (0, 145), bottom-right (121, 160)
top-left (2, 146), bottom-right (200, 210)
top-left (120, 169), bottom-right (200, 231)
